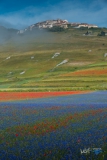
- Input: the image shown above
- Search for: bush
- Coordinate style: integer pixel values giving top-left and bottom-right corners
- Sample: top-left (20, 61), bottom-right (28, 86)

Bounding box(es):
top-left (48, 26), bottom-right (65, 32)
top-left (97, 31), bottom-right (105, 36)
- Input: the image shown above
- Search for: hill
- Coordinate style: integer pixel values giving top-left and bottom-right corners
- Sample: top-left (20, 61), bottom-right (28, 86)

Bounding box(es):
top-left (0, 26), bottom-right (107, 91)
top-left (0, 26), bottom-right (18, 43)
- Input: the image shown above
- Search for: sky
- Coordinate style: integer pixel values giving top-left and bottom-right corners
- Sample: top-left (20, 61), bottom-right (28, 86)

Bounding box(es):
top-left (0, 0), bottom-right (107, 29)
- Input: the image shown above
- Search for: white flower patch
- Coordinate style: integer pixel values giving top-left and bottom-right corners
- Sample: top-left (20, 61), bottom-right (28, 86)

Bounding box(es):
top-left (31, 56), bottom-right (34, 59)
top-left (20, 71), bottom-right (25, 75)
top-left (6, 57), bottom-right (10, 60)
top-left (104, 53), bottom-right (107, 57)
top-left (56, 59), bottom-right (68, 67)
top-left (52, 52), bottom-right (60, 59)
top-left (88, 50), bottom-right (92, 52)
top-left (8, 72), bottom-right (12, 74)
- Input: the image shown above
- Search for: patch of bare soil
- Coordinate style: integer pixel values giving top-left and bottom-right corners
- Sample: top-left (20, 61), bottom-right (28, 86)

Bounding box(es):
top-left (67, 61), bottom-right (94, 66)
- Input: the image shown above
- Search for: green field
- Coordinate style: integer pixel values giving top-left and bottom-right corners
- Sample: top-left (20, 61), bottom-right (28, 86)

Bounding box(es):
top-left (0, 27), bottom-right (107, 91)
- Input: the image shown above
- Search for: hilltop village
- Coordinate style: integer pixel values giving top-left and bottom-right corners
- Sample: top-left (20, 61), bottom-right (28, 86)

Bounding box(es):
top-left (17, 19), bottom-right (99, 34)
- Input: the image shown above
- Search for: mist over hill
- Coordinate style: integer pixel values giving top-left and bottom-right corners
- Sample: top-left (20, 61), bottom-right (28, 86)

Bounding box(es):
top-left (0, 25), bottom-right (18, 44)
top-left (0, 19), bottom-right (107, 54)
top-left (0, 19), bottom-right (104, 44)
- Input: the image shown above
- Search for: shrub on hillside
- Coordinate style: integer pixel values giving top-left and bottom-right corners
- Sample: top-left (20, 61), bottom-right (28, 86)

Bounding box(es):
top-left (97, 31), bottom-right (105, 36)
top-left (48, 26), bottom-right (66, 32)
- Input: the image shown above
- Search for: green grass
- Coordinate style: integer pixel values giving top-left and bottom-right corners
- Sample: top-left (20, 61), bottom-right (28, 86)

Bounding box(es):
top-left (0, 27), bottom-right (107, 91)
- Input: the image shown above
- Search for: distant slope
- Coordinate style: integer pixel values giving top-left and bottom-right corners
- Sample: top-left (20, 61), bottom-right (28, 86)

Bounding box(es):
top-left (0, 26), bottom-right (18, 43)
top-left (0, 27), bottom-right (107, 91)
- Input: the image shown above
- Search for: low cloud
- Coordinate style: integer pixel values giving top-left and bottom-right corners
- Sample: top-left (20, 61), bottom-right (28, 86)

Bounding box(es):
top-left (0, 0), bottom-right (107, 29)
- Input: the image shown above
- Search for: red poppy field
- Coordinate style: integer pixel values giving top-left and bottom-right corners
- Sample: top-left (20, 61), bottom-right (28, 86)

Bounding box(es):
top-left (62, 68), bottom-right (107, 77)
top-left (0, 91), bottom-right (88, 101)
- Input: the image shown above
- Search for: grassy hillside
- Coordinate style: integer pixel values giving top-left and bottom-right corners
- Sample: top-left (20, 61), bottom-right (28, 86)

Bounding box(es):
top-left (0, 27), bottom-right (107, 91)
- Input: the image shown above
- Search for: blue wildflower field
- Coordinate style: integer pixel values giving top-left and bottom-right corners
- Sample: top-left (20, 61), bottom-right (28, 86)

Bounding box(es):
top-left (0, 91), bottom-right (107, 160)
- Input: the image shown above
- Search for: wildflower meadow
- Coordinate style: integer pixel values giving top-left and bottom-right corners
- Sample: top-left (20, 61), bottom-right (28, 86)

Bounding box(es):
top-left (0, 91), bottom-right (107, 160)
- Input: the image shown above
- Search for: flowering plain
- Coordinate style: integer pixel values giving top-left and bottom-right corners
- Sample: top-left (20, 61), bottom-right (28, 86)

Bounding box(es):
top-left (0, 91), bottom-right (107, 160)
